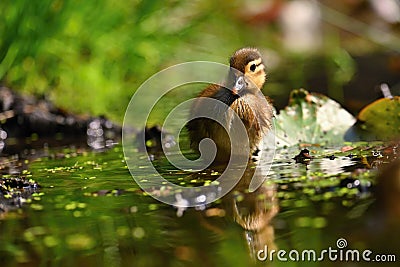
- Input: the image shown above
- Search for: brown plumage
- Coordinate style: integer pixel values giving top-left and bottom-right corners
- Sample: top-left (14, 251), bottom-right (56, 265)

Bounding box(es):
top-left (186, 47), bottom-right (273, 162)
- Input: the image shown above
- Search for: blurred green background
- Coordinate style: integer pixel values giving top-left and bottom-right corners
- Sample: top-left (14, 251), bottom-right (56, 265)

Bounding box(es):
top-left (1, 2), bottom-right (400, 266)
top-left (1, 0), bottom-right (399, 123)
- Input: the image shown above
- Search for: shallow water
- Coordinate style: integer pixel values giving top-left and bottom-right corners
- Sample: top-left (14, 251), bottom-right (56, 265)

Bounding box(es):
top-left (0, 143), bottom-right (398, 267)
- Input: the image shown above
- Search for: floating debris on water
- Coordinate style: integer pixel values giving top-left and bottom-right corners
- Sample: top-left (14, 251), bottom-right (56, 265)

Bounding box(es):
top-left (293, 148), bottom-right (313, 164)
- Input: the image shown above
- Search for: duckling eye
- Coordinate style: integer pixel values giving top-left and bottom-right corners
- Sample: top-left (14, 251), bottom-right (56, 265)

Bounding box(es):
top-left (250, 64), bottom-right (256, 72)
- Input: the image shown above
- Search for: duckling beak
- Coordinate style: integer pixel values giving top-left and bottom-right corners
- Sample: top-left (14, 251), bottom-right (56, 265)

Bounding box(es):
top-left (232, 76), bottom-right (246, 95)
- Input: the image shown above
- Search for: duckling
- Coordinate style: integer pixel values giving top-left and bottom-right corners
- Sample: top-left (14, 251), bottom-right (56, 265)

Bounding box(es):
top-left (186, 48), bottom-right (273, 162)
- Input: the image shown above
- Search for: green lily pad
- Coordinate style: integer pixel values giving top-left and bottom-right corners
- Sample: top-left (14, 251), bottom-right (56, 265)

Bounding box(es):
top-left (345, 96), bottom-right (400, 141)
top-left (274, 89), bottom-right (356, 147)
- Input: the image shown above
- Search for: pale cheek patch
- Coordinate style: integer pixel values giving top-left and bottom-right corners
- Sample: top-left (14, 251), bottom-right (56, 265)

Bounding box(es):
top-left (245, 73), bottom-right (265, 89)
top-left (245, 58), bottom-right (263, 73)
top-left (244, 58), bottom-right (266, 89)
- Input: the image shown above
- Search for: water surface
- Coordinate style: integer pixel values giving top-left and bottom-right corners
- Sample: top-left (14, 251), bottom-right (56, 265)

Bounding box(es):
top-left (0, 143), bottom-right (398, 267)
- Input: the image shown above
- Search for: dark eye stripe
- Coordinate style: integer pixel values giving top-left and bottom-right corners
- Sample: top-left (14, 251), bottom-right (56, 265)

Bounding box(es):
top-left (256, 64), bottom-right (264, 70)
top-left (247, 60), bottom-right (264, 72)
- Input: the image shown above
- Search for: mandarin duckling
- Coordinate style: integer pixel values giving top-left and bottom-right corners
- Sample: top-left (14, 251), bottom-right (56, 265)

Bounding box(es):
top-left (186, 48), bottom-right (273, 162)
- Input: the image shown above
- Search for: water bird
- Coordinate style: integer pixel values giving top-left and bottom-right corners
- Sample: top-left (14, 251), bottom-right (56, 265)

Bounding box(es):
top-left (186, 48), bottom-right (273, 162)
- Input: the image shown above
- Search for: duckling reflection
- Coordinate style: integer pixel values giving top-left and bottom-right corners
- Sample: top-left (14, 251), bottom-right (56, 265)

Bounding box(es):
top-left (222, 164), bottom-right (279, 260)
